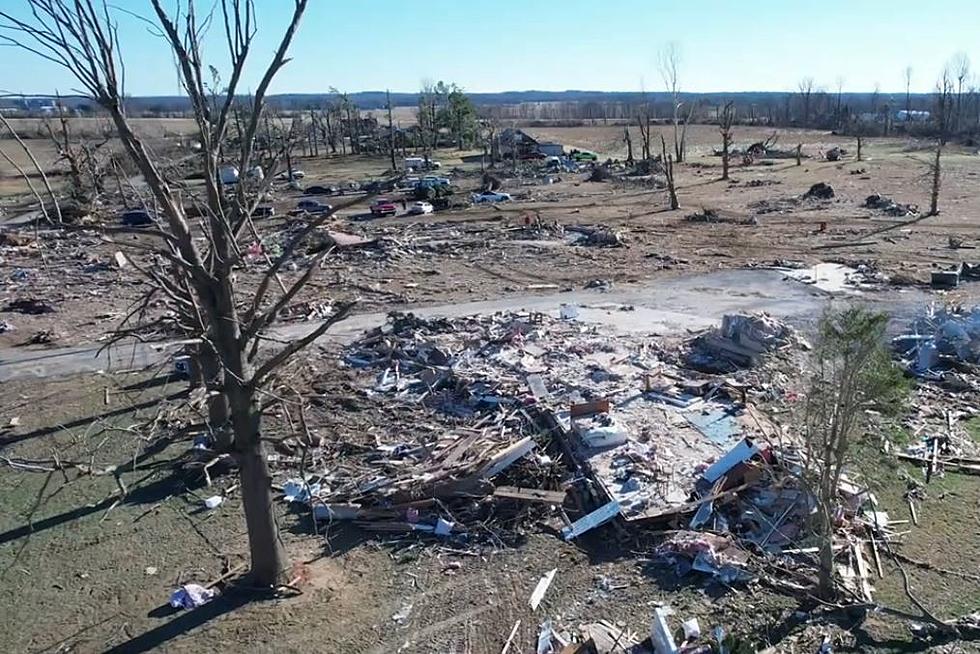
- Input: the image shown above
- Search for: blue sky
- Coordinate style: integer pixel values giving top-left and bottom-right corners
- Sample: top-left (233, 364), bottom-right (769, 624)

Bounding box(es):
top-left (0, 0), bottom-right (977, 96)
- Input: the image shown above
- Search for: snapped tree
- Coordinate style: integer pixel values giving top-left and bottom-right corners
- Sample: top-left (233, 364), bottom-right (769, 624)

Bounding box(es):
top-left (0, 0), bottom-right (362, 588)
top-left (719, 101), bottom-right (734, 181)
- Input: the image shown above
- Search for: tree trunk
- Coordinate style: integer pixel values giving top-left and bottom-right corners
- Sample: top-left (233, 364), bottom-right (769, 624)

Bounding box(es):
top-left (238, 437), bottom-right (289, 587)
top-left (796, 143), bottom-right (802, 166)
top-left (721, 136), bottom-right (729, 180)
top-left (856, 136), bottom-right (863, 162)
top-left (929, 144), bottom-right (942, 216)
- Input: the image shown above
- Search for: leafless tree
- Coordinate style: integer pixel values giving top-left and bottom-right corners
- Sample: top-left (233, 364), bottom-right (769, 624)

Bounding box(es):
top-left (386, 89), bottom-right (396, 171)
top-left (658, 42), bottom-right (689, 162)
top-left (834, 76), bottom-right (845, 126)
top-left (623, 125), bottom-right (634, 165)
top-left (797, 76), bottom-right (815, 127)
top-left (903, 65), bottom-right (913, 117)
top-left (719, 101), bottom-right (734, 180)
top-left (660, 134), bottom-right (678, 210)
top-left (928, 143), bottom-right (942, 216)
top-left (636, 103), bottom-right (653, 162)
top-left (950, 52), bottom-right (971, 131)
top-left (0, 0), bottom-right (361, 590)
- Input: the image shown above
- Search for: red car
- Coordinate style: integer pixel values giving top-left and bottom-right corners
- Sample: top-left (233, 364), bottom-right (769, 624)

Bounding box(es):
top-left (370, 198), bottom-right (398, 217)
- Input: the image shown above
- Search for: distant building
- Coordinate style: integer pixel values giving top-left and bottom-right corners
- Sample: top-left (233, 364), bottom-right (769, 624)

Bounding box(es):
top-left (498, 128), bottom-right (564, 158)
top-left (895, 109), bottom-right (931, 122)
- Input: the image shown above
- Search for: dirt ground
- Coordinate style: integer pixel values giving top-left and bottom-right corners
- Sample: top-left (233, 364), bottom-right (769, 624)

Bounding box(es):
top-left (2, 123), bottom-right (980, 652)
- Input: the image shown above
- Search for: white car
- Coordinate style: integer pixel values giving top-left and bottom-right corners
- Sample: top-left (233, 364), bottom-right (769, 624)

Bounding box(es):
top-left (408, 201), bottom-right (434, 215)
top-left (472, 190), bottom-right (513, 204)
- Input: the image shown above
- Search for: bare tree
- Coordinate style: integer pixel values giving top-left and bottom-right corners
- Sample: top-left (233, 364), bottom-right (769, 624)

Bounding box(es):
top-left (803, 308), bottom-right (904, 600)
top-left (623, 125), bottom-right (634, 165)
top-left (834, 76), bottom-right (845, 127)
top-left (636, 103), bottom-right (653, 162)
top-left (797, 77), bottom-right (815, 127)
top-left (660, 134), bottom-right (679, 210)
top-left (719, 101), bottom-right (734, 180)
top-left (950, 52), bottom-right (971, 131)
top-left (928, 143), bottom-right (942, 216)
top-left (658, 42), bottom-right (689, 162)
top-left (386, 89), bottom-right (396, 171)
top-left (903, 65), bottom-right (913, 117)
top-left (0, 0), bottom-right (364, 589)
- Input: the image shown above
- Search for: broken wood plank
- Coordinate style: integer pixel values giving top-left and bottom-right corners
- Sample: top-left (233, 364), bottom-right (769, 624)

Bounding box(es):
top-left (869, 531), bottom-right (884, 578)
top-left (852, 542), bottom-right (874, 602)
top-left (570, 398), bottom-right (610, 418)
top-left (561, 500), bottom-right (621, 540)
top-left (895, 453), bottom-right (980, 475)
top-left (494, 486), bottom-right (567, 504)
top-left (908, 498), bottom-right (918, 526)
top-left (479, 437), bottom-right (535, 479)
top-left (501, 619), bottom-right (521, 654)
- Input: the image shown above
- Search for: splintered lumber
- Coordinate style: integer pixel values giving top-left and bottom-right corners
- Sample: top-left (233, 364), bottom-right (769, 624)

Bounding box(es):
top-left (479, 437), bottom-right (535, 479)
top-left (908, 498), bottom-right (918, 526)
top-left (869, 531), bottom-right (884, 578)
top-left (895, 453), bottom-right (980, 475)
top-left (494, 486), bottom-right (567, 504)
top-left (501, 619), bottom-right (521, 654)
top-left (852, 542), bottom-right (874, 602)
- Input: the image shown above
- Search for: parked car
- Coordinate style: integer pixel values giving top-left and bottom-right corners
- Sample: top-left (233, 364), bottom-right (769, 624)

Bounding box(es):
top-left (571, 150), bottom-right (598, 162)
top-left (305, 185), bottom-right (339, 195)
top-left (408, 201), bottom-right (434, 215)
top-left (370, 198), bottom-right (398, 216)
top-left (520, 151), bottom-right (547, 160)
top-left (471, 190), bottom-right (513, 204)
top-left (250, 205), bottom-right (274, 218)
top-left (120, 209), bottom-right (154, 226)
top-left (294, 199), bottom-right (332, 214)
top-left (416, 176), bottom-right (451, 189)
top-left (275, 169), bottom-right (306, 181)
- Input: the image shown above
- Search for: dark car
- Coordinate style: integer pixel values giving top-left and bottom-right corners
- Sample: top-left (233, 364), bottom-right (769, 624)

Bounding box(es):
top-left (520, 151), bottom-right (547, 160)
top-left (293, 199), bottom-right (332, 215)
top-left (305, 185), bottom-right (339, 196)
top-left (120, 209), bottom-right (154, 226)
top-left (250, 205), bottom-right (274, 218)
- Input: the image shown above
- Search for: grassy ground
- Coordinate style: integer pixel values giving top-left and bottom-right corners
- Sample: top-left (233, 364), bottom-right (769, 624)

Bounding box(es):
top-left (848, 430), bottom-right (980, 647)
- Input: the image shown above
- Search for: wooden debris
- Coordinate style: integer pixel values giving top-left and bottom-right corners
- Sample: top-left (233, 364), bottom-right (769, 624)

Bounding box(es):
top-left (494, 486), bottom-right (567, 504)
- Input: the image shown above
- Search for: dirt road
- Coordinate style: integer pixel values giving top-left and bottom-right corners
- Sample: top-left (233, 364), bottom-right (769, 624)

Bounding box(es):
top-left (0, 268), bottom-right (936, 382)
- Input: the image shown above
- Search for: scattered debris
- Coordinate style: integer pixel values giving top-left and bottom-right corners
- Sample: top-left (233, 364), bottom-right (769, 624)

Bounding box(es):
top-left (863, 193), bottom-right (919, 217)
top-left (684, 208), bottom-right (757, 225)
top-left (529, 567), bottom-right (558, 610)
top-left (169, 583), bottom-right (216, 610)
top-left (803, 182), bottom-right (835, 200)
top-left (825, 147), bottom-right (847, 161)
top-left (3, 298), bottom-right (55, 315)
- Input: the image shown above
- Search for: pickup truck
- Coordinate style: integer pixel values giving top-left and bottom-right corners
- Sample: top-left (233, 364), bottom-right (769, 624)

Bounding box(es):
top-left (370, 198), bottom-right (398, 217)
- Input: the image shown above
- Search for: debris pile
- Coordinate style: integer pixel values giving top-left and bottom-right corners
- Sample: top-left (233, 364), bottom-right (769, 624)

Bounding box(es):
top-left (684, 208), bottom-right (757, 225)
top-left (863, 193), bottom-right (919, 217)
top-left (825, 147), bottom-right (847, 161)
top-left (690, 313), bottom-right (804, 370)
top-left (802, 182), bottom-right (835, 200)
top-left (892, 304), bottom-right (980, 377)
top-left (565, 225), bottom-right (627, 247)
